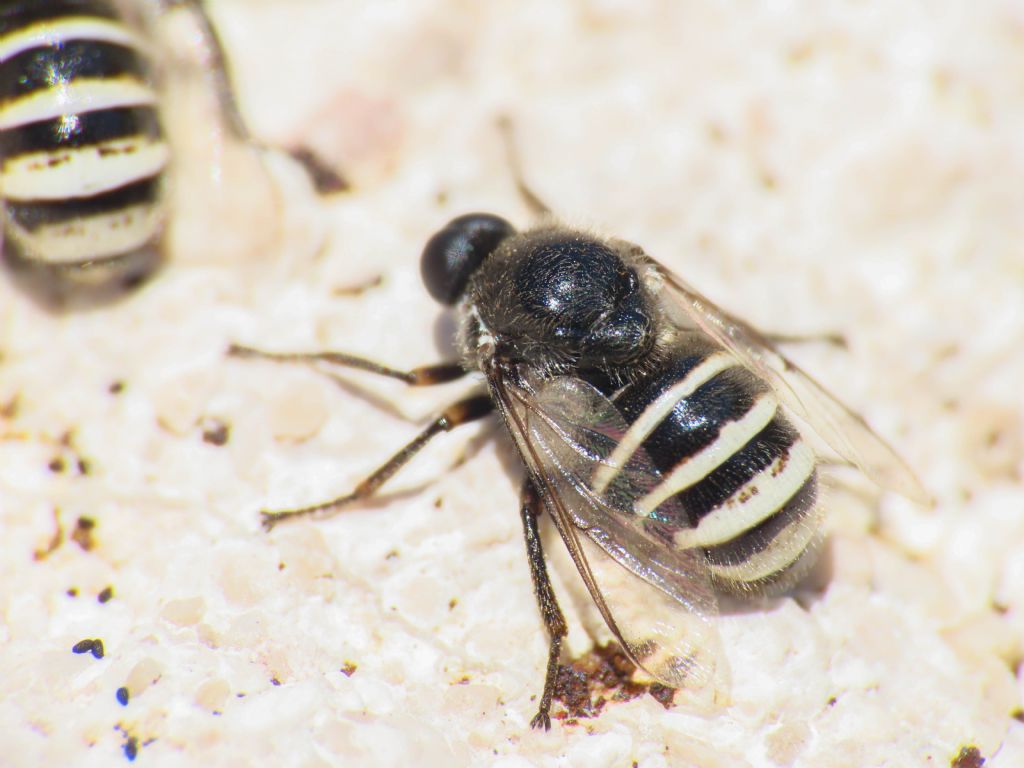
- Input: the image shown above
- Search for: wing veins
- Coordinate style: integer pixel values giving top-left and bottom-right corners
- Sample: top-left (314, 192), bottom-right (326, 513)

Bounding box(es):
top-left (493, 375), bottom-right (647, 671)
top-left (652, 263), bottom-right (929, 503)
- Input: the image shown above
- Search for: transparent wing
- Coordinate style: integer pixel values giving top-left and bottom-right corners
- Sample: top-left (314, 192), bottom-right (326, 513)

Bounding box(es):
top-left (492, 370), bottom-right (730, 699)
top-left (628, 248), bottom-right (929, 504)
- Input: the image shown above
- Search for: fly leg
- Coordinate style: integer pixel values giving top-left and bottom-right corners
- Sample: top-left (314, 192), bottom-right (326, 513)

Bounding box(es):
top-left (496, 116), bottom-right (553, 219)
top-left (159, 0), bottom-right (250, 139)
top-left (258, 395), bottom-right (492, 530)
top-left (227, 344), bottom-right (466, 386)
top-left (765, 331), bottom-right (847, 349)
top-left (519, 479), bottom-right (568, 730)
top-left (161, 0), bottom-right (348, 193)
top-left (227, 344), bottom-right (489, 529)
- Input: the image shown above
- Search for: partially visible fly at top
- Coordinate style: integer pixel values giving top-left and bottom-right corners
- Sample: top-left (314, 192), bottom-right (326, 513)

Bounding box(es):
top-left (230, 142), bottom-right (927, 729)
top-left (0, 0), bottom-right (343, 307)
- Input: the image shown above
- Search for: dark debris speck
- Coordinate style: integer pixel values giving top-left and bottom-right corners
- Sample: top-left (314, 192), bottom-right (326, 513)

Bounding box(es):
top-left (90, 639), bottom-right (105, 659)
top-left (71, 516), bottom-right (97, 551)
top-left (340, 662), bottom-right (357, 677)
top-left (951, 745), bottom-right (985, 768)
top-left (200, 417), bottom-right (231, 446)
top-left (98, 586), bottom-right (114, 604)
top-left (116, 687), bottom-right (129, 706)
top-left (648, 683), bottom-right (676, 709)
top-left (124, 735), bottom-right (138, 762)
top-left (114, 725), bottom-right (143, 763)
top-left (72, 639), bottom-right (95, 655)
top-left (550, 643), bottom-right (660, 723)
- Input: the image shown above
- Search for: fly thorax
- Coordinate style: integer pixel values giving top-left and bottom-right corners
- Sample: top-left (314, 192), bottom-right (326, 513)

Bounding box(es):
top-left (470, 230), bottom-right (658, 378)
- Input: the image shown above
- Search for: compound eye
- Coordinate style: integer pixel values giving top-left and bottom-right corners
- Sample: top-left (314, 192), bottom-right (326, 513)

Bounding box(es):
top-left (420, 213), bottom-right (515, 305)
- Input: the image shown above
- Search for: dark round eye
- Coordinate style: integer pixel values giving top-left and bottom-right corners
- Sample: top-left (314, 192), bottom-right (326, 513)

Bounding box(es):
top-left (420, 213), bottom-right (515, 305)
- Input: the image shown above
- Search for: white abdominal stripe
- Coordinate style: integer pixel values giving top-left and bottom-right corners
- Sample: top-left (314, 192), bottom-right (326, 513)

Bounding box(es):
top-left (598, 348), bottom-right (821, 589)
top-left (593, 351), bottom-right (737, 495)
top-left (0, 6), bottom-right (168, 268)
top-left (687, 443), bottom-right (820, 587)
top-left (634, 392), bottom-right (781, 516)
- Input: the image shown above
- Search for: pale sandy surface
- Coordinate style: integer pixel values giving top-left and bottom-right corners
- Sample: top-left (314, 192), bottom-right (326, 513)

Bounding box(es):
top-left (2, 1), bottom-right (1024, 766)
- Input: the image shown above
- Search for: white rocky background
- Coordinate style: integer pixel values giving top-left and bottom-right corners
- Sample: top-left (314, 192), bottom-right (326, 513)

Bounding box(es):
top-left (2, 1), bottom-right (1023, 766)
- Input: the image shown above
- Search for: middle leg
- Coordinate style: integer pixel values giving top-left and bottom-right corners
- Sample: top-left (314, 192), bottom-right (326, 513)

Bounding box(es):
top-left (519, 479), bottom-right (569, 730)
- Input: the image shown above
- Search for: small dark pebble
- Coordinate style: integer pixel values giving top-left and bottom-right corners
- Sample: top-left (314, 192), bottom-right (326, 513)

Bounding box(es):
top-left (71, 516), bottom-right (97, 551)
top-left (77, 458), bottom-right (90, 475)
top-left (124, 735), bottom-right (138, 761)
top-left (48, 457), bottom-right (65, 473)
top-left (116, 687), bottom-right (129, 706)
top-left (70, 637), bottom-right (106, 661)
top-left (109, 381), bottom-right (125, 395)
top-left (98, 586), bottom-right (114, 604)
top-left (201, 418), bottom-right (230, 446)
top-left (270, 678), bottom-right (281, 686)
top-left (951, 745), bottom-right (985, 768)
top-left (66, 588), bottom-right (78, 598)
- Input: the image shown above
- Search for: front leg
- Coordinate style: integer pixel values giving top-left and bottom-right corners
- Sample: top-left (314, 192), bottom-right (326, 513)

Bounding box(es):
top-left (519, 479), bottom-right (568, 730)
top-left (260, 395), bottom-right (493, 530)
top-left (227, 344), bottom-right (466, 386)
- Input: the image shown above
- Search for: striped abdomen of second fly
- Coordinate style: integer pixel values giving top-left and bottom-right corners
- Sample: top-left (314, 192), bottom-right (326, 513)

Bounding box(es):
top-left (600, 340), bottom-right (821, 594)
top-left (0, 0), bottom-right (168, 270)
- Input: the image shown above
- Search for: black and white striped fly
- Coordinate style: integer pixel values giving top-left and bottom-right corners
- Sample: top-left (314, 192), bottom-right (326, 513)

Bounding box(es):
top-left (231, 212), bottom-right (926, 729)
top-left (0, 0), bottom-right (183, 289)
top-left (0, 0), bottom-right (343, 302)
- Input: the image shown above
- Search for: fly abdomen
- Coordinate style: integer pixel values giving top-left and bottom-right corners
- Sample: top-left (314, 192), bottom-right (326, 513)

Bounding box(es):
top-left (608, 343), bottom-right (821, 594)
top-left (0, 0), bottom-right (168, 273)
